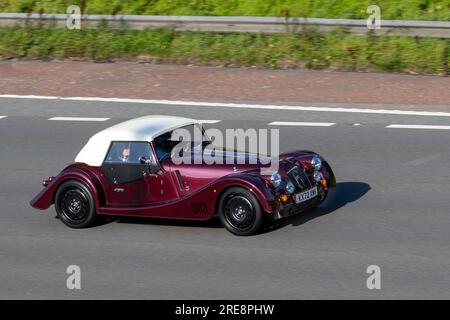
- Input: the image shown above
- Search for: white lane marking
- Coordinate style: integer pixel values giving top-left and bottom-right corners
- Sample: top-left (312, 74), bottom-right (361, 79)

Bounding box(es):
top-left (1, 94), bottom-right (450, 117)
top-left (49, 117), bottom-right (110, 122)
top-left (405, 153), bottom-right (441, 167)
top-left (269, 122), bottom-right (335, 127)
top-left (0, 116), bottom-right (7, 119)
top-left (386, 124), bottom-right (450, 130)
top-left (198, 120), bottom-right (221, 124)
top-left (0, 95), bottom-right (59, 100)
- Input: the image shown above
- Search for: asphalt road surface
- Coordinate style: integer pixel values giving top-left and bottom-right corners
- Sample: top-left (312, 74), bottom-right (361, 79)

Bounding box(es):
top-left (1, 97), bottom-right (449, 299)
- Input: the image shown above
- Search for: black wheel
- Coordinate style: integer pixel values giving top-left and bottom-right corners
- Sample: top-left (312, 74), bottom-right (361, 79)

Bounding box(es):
top-left (218, 187), bottom-right (263, 236)
top-left (54, 180), bottom-right (96, 228)
top-left (316, 189), bottom-right (328, 206)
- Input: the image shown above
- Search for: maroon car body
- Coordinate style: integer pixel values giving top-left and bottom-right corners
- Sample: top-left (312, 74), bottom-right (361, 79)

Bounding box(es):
top-left (31, 115), bottom-right (336, 235)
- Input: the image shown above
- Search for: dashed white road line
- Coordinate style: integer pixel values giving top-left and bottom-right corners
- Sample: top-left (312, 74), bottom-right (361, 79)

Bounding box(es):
top-left (269, 122), bottom-right (336, 127)
top-left (48, 117), bottom-right (110, 122)
top-left (405, 153), bottom-right (441, 166)
top-left (0, 116), bottom-right (7, 120)
top-left (1, 94), bottom-right (450, 117)
top-left (386, 124), bottom-right (450, 130)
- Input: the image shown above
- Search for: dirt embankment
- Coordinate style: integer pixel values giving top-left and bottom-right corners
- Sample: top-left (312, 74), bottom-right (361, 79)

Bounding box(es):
top-left (1, 61), bottom-right (449, 110)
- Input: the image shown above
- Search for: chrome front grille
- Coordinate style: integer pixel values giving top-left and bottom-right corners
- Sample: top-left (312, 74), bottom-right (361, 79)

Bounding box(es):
top-left (284, 161), bottom-right (312, 191)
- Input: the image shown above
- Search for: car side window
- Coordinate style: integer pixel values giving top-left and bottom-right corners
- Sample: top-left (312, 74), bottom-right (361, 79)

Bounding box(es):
top-left (104, 141), bottom-right (156, 164)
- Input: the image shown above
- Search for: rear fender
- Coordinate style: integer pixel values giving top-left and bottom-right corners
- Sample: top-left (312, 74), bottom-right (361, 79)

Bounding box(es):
top-left (30, 167), bottom-right (104, 210)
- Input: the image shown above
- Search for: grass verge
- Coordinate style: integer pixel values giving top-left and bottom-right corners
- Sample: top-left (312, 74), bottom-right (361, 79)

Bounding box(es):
top-left (0, 27), bottom-right (448, 75)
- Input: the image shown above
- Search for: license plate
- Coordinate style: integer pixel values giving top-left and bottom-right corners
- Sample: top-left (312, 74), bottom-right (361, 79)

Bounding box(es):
top-left (294, 187), bottom-right (318, 204)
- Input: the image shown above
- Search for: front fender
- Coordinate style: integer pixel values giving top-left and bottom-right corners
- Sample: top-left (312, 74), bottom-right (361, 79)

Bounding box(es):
top-left (281, 150), bottom-right (336, 189)
top-left (322, 160), bottom-right (336, 188)
top-left (212, 173), bottom-right (279, 214)
top-left (30, 166), bottom-right (103, 210)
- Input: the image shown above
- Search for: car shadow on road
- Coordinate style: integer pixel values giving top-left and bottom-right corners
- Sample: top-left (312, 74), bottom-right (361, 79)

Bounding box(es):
top-left (261, 181), bottom-right (371, 234)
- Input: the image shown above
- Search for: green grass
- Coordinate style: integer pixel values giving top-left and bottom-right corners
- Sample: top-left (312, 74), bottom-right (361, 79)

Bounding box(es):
top-left (0, 0), bottom-right (449, 20)
top-left (0, 27), bottom-right (448, 75)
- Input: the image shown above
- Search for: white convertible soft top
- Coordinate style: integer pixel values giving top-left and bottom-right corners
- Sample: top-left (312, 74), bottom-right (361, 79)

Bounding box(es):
top-left (75, 115), bottom-right (196, 166)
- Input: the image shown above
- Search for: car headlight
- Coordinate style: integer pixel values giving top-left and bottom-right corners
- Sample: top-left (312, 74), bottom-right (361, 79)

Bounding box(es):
top-left (311, 155), bottom-right (322, 171)
top-left (270, 171), bottom-right (282, 188)
top-left (286, 181), bottom-right (295, 194)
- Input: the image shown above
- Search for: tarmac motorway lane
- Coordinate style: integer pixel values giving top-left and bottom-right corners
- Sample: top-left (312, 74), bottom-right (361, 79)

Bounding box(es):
top-left (0, 98), bottom-right (450, 299)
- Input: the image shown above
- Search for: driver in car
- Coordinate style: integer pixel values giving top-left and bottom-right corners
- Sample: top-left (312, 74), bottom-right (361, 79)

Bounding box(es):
top-left (114, 144), bottom-right (131, 163)
top-left (119, 145), bottom-right (130, 162)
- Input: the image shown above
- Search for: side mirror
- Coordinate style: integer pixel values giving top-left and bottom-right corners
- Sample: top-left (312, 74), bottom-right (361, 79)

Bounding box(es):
top-left (139, 156), bottom-right (159, 174)
top-left (139, 156), bottom-right (150, 165)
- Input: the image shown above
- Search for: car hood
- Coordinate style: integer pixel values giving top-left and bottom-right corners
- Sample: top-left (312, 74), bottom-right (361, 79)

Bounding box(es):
top-left (164, 147), bottom-right (315, 177)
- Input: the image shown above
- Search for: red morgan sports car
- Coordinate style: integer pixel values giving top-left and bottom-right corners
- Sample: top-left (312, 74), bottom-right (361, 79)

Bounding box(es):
top-left (30, 115), bottom-right (336, 236)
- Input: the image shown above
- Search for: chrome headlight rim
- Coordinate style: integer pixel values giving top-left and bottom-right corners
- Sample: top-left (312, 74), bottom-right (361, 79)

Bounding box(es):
top-left (270, 171), bottom-right (282, 188)
top-left (285, 181), bottom-right (295, 194)
top-left (313, 170), bottom-right (322, 183)
top-left (311, 155), bottom-right (322, 171)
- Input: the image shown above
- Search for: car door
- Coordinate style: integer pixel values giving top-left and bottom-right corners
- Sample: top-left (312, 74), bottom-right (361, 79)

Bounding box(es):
top-left (152, 123), bottom-right (210, 200)
top-left (101, 141), bottom-right (162, 206)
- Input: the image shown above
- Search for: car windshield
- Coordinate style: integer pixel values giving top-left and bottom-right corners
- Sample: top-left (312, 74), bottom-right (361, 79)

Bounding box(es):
top-left (153, 124), bottom-right (211, 162)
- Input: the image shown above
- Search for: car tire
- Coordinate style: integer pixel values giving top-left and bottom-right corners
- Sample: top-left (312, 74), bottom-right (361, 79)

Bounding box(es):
top-left (316, 189), bottom-right (328, 206)
top-left (54, 180), bottom-right (97, 228)
top-left (218, 187), bottom-right (263, 236)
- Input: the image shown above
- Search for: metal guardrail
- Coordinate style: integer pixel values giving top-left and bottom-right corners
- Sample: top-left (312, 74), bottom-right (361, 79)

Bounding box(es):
top-left (0, 13), bottom-right (449, 38)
